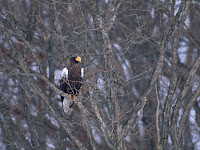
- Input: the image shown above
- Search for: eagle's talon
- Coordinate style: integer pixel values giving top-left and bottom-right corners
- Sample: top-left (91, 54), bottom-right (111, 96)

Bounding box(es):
top-left (72, 96), bottom-right (76, 101)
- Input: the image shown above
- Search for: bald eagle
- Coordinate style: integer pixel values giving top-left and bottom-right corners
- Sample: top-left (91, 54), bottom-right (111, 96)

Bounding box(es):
top-left (60, 56), bottom-right (84, 113)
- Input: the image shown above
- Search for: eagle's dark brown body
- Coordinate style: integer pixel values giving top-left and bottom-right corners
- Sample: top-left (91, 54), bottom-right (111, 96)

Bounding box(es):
top-left (60, 63), bottom-right (82, 102)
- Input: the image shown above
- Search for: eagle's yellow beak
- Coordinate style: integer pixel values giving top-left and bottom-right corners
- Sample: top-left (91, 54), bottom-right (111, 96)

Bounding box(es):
top-left (75, 57), bottom-right (81, 62)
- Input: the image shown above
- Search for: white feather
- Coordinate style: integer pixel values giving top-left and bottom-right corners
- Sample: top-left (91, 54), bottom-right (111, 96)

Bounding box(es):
top-left (63, 97), bottom-right (73, 113)
top-left (61, 67), bottom-right (68, 78)
top-left (81, 68), bottom-right (84, 78)
top-left (63, 97), bottom-right (70, 113)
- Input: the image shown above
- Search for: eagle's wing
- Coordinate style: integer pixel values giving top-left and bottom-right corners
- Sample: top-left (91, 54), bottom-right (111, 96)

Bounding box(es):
top-left (61, 67), bottom-right (68, 78)
top-left (81, 68), bottom-right (84, 78)
top-left (60, 67), bottom-right (69, 102)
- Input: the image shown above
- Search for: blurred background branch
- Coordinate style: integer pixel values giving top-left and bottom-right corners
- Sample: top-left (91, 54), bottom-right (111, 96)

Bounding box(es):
top-left (0, 0), bottom-right (200, 150)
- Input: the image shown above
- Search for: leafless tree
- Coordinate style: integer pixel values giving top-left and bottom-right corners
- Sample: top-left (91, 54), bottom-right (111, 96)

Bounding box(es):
top-left (0, 0), bottom-right (200, 150)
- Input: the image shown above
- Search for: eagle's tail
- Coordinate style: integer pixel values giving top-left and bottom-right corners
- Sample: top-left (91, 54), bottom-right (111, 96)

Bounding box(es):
top-left (63, 97), bottom-right (74, 113)
top-left (63, 97), bottom-right (70, 113)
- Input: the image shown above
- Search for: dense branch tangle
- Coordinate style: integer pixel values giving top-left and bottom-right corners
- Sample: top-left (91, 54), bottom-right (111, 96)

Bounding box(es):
top-left (0, 0), bottom-right (200, 150)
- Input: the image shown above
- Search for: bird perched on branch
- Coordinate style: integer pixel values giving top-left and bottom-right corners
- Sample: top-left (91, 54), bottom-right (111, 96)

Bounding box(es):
top-left (60, 56), bottom-right (84, 113)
